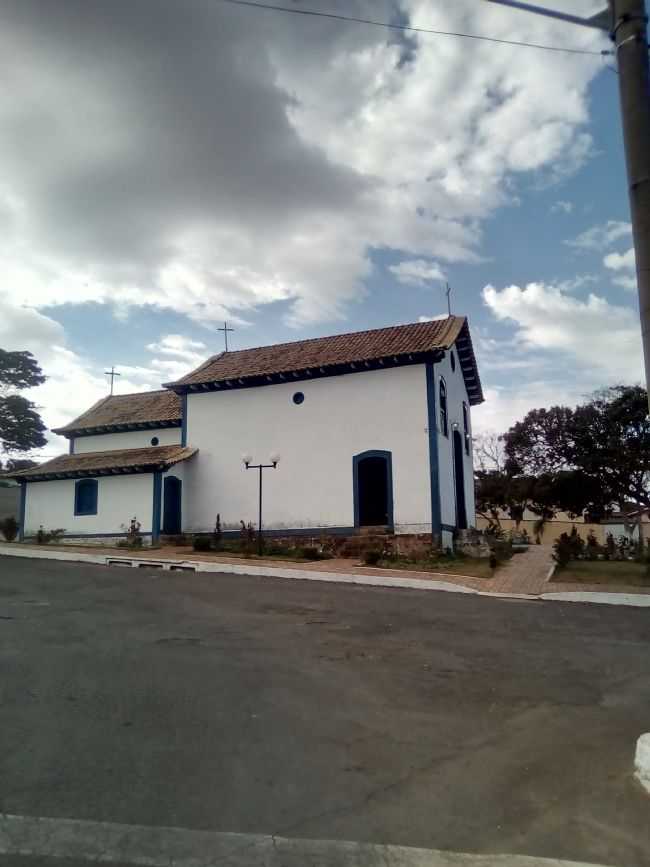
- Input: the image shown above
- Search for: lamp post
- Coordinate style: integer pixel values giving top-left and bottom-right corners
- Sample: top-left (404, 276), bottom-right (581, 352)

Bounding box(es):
top-left (242, 453), bottom-right (280, 555)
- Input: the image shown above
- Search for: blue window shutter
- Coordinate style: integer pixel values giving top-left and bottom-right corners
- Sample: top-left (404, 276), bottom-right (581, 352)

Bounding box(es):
top-left (74, 479), bottom-right (98, 516)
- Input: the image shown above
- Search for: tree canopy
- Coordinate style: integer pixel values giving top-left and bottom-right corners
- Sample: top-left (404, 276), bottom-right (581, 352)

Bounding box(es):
top-left (0, 349), bottom-right (47, 457)
top-left (502, 385), bottom-right (650, 513)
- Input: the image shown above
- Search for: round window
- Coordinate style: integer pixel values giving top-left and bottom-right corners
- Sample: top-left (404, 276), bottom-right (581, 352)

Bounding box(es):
top-left (150, 436), bottom-right (160, 446)
top-left (450, 351), bottom-right (456, 372)
top-left (292, 392), bottom-right (305, 405)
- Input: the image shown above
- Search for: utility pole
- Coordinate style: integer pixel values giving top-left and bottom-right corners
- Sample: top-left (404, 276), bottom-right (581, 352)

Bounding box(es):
top-left (487, 0), bottom-right (650, 411)
top-left (613, 0), bottom-right (650, 412)
top-left (445, 282), bottom-right (452, 316)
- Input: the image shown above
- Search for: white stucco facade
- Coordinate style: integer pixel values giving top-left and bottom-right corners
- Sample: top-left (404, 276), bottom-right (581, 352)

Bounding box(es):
top-left (72, 427), bottom-right (181, 454)
top-left (183, 364), bottom-right (432, 535)
top-left (23, 473), bottom-right (155, 538)
top-left (19, 332), bottom-right (480, 546)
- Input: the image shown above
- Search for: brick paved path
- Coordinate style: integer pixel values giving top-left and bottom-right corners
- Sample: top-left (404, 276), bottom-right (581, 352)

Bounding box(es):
top-left (490, 544), bottom-right (555, 594)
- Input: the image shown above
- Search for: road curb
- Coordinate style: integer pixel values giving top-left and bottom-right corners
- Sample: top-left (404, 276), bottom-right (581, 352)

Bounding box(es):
top-left (635, 734), bottom-right (650, 794)
top-left (0, 813), bottom-right (615, 867)
top-left (2, 543), bottom-right (650, 607)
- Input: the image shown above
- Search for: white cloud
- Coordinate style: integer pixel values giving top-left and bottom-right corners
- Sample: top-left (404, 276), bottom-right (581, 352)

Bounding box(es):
top-left (551, 200), bottom-right (573, 214)
top-left (418, 313), bottom-right (449, 323)
top-left (0, 291), bottom-right (163, 458)
top-left (482, 281), bottom-right (642, 382)
top-left (603, 247), bottom-right (635, 271)
top-left (472, 380), bottom-right (589, 435)
top-left (565, 220), bottom-right (632, 250)
top-left (603, 246), bottom-right (637, 292)
top-left (0, 0), bottom-right (606, 328)
top-left (389, 259), bottom-right (446, 287)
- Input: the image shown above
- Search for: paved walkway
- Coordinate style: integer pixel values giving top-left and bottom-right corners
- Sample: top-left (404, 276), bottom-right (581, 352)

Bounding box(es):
top-left (4, 541), bottom-right (650, 600)
top-left (491, 544), bottom-right (555, 594)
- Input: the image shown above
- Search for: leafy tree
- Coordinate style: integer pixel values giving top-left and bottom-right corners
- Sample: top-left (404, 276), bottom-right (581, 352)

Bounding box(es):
top-left (0, 349), bottom-right (46, 393)
top-left (0, 349), bottom-right (47, 456)
top-left (503, 386), bottom-right (650, 513)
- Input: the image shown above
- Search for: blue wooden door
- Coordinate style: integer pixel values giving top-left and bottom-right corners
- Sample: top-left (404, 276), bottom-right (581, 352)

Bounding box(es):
top-left (162, 476), bottom-right (182, 535)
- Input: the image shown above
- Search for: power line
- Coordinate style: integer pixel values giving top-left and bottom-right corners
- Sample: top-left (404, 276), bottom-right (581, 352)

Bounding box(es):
top-left (217, 0), bottom-right (610, 56)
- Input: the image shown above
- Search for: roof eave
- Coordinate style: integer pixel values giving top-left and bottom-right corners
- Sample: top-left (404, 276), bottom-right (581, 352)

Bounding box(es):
top-left (165, 349), bottom-right (446, 395)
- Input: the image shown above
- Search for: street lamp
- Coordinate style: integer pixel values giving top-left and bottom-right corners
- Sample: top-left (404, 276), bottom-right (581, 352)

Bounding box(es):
top-left (242, 453), bottom-right (280, 555)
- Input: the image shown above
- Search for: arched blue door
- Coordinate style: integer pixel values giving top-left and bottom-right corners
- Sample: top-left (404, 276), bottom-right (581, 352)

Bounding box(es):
top-left (162, 476), bottom-right (182, 535)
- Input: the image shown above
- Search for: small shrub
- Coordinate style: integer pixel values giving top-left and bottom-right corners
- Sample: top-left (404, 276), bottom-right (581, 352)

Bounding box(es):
top-left (36, 526), bottom-right (66, 545)
top-left (300, 546), bottom-right (320, 560)
top-left (363, 548), bottom-right (382, 566)
top-left (553, 533), bottom-right (572, 568)
top-left (118, 517), bottom-right (143, 549)
top-left (193, 535), bottom-right (212, 552)
top-left (213, 513), bottom-right (223, 550)
top-left (489, 538), bottom-right (513, 565)
top-left (585, 529), bottom-right (599, 560)
top-left (0, 516), bottom-right (19, 542)
top-left (604, 532), bottom-right (616, 561)
top-left (240, 520), bottom-right (256, 556)
top-left (567, 526), bottom-right (584, 559)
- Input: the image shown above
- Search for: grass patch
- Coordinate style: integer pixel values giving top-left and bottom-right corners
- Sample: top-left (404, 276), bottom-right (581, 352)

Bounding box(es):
top-left (372, 557), bottom-right (494, 580)
top-left (552, 559), bottom-right (650, 586)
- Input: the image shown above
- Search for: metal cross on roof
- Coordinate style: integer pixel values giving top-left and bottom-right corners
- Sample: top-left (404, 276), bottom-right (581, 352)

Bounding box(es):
top-left (218, 321), bottom-right (234, 352)
top-left (104, 366), bottom-right (121, 396)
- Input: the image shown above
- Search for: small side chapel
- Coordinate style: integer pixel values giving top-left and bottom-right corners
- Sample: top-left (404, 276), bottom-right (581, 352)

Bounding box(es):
top-left (10, 316), bottom-right (484, 549)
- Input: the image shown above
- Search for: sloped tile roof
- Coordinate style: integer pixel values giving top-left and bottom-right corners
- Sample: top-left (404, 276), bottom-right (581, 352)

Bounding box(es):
top-left (52, 390), bottom-right (182, 436)
top-left (7, 445), bottom-right (197, 481)
top-left (166, 315), bottom-right (483, 404)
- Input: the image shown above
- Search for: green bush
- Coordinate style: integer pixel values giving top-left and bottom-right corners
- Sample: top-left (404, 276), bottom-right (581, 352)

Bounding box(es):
top-left (553, 533), bottom-right (572, 567)
top-left (363, 549), bottom-right (382, 566)
top-left (193, 535), bottom-right (212, 552)
top-left (489, 539), bottom-right (513, 565)
top-left (0, 516), bottom-right (19, 542)
top-left (35, 526), bottom-right (65, 545)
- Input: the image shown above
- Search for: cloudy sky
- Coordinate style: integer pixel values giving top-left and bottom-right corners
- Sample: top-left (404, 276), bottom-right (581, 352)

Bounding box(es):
top-left (0, 0), bottom-right (644, 456)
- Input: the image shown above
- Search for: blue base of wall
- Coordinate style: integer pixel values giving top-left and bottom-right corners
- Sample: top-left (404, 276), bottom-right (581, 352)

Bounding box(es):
top-left (23, 532), bottom-right (153, 540)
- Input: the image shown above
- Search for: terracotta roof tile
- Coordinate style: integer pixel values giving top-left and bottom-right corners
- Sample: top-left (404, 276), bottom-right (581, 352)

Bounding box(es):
top-left (52, 390), bottom-right (181, 435)
top-left (8, 445), bottom-right (197, 481)
top-left (166, 315), bottom-right (483, 404)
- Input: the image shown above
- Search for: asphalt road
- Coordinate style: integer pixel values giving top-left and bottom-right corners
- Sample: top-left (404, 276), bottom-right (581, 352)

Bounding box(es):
top-left (1, 556), bottom-right (649, 867)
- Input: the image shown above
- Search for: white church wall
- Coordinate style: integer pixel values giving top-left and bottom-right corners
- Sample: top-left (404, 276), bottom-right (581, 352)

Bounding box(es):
top-left (183, 365), bottom-right (431, 535)
top-left (434, 344), bottom-right (476, 538)
top-left (23, 474), bottom-right (154, 538)
top-left (72, 427), bottom-right (181, 454)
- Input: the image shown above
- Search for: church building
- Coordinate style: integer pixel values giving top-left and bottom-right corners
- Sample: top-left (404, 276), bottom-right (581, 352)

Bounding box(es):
top-left (11, 316), bottom-right (484, 549)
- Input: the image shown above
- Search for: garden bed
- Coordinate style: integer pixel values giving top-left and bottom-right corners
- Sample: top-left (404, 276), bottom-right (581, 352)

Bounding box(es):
top-left (369, 556), bottom-right (494, 580)
top-left (551, 559), bottom-right (650, 586)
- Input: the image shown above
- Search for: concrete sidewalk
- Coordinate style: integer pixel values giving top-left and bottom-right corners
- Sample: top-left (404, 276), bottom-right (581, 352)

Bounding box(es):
top-left (0, 813), bottom-right (614, 867)
top-left (2, 542), bottom-right (650, 607)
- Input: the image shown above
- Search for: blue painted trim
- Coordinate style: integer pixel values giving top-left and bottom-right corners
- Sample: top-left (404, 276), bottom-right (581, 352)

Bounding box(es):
top-left (426, 362), bottom-right (442, 541)
top-left (352, 450), bottom-right (394, 530)
top-left (18, 481), bottom-right (26, 542)
top-left (152, 471), bottom-right (162, 543)
top-left (69, 438), bottom-right (75, 455)
top-left (74, 479), bottom-right (98, 516)
top-left (181, 394), bottom-right (188, 446)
